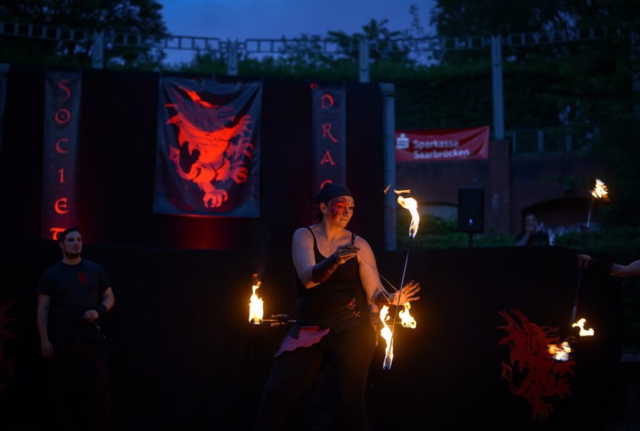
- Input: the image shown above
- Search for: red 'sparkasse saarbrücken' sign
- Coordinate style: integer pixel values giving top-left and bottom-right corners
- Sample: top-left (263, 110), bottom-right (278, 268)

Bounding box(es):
top-left (395, 126), bottom-right (490, 162)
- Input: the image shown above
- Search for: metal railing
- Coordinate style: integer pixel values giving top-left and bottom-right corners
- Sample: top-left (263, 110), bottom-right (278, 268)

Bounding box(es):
top-left (0, 20), bottom-right (615, 147)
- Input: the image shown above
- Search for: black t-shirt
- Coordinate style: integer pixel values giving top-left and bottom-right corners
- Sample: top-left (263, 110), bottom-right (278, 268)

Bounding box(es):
top-left (37, 259), bottom-right (111, 340)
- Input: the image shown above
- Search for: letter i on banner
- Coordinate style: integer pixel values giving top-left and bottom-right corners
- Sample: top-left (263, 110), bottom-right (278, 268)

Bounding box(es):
top-left (311, 84), bottom-right (346, 218)
top-left (42, 71), bottom-right (82, 240)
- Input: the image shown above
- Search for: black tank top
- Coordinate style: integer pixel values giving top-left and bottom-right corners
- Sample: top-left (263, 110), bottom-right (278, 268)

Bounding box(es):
top-left (294, 227), bottom-right (368, 322)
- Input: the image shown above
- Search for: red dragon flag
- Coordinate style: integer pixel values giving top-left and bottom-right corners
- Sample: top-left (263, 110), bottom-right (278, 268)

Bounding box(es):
top-left (154, 76), bottom-right (262, 217)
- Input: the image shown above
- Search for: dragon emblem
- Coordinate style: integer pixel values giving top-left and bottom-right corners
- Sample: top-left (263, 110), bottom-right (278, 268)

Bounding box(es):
top-left (0, 300), bottom-right (16, 395)
top-left (497, 308), bottom-right (575, 419)
top-left (166, 85), bottom-right (256, 209)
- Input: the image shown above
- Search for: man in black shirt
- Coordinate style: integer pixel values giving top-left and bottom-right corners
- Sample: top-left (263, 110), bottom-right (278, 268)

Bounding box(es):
top-left (37, 227), bottom-right (115, 431)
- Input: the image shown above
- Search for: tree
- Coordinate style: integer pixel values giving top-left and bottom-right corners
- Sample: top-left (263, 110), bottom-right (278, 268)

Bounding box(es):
top-left (0, 0), bottom-right (169, 68)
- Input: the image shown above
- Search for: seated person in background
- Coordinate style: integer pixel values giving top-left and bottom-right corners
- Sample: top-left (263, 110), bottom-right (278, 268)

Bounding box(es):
top-left (515, 213), bottom-right (550, 246)
top-left (577, 254), bottom-right (640, 278)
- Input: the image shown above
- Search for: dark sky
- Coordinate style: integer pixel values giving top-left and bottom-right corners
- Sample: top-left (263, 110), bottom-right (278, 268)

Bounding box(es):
top-left (157, 0), bottom-right (436, 64)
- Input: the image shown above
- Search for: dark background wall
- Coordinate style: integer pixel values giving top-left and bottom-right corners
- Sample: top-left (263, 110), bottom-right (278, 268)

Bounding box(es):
top-left (0, 66), bottom-right (626, 431)
top-left (0, 66), bottom-right (387, 251)
top-left (0, 234), bottom-right (623, 431)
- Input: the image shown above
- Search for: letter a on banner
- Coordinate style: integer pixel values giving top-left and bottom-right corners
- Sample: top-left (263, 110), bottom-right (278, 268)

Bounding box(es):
top-left (154, 76), bottom-right (262, 217)
top-left (42, 71), bottom-right (82, 240)
top-left (311, 84), bottom-right (346, 218)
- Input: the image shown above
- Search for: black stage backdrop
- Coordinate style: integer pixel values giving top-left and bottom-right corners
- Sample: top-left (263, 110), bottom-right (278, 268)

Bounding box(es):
top-left (0, 66), bottom-right (386, 251)
top-left (0, 234), bottom-right (622, 431)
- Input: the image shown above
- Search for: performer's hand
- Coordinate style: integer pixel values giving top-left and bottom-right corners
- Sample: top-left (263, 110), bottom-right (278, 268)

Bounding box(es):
top-left (391, 280), bottom-right (421, 305)
top-left (577, 254), bottom-right (592, 268)
top-left (82, 309), bottom-right (99, 323)
top-left (334, 244), bottom-right (359, 264)
top-left (40, 339), bottom-right (54, 359)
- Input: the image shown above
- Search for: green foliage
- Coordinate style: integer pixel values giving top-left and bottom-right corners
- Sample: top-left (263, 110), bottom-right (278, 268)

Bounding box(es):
top-left (396, 213), bottom-right (514, 250)
top-left (0, 0), bottom-right (169, 68)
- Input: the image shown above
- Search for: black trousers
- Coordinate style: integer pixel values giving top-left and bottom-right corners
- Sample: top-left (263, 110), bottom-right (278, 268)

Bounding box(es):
top-left (253, 320), bottom-right (376, 431)
top-left (53, 338), bottom-right (113, 431)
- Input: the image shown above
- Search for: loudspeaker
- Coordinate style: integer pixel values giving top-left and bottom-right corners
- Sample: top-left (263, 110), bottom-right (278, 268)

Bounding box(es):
top-left (457, 188), bottom-right (485, 233)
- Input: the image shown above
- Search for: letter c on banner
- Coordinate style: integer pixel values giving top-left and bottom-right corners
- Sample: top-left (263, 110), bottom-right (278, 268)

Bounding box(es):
top-left (55, 138), bottom-right (69, 154)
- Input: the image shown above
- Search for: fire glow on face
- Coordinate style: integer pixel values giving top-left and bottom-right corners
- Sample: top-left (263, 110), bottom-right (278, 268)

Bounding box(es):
top-left (328, 197), bottom-right (354, 220)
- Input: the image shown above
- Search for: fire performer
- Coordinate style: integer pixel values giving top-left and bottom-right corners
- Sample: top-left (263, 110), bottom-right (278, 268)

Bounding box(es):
top-left (253, 182), bottom-right (421, 430)
top-left (577, 254), bottom-right (640, 278)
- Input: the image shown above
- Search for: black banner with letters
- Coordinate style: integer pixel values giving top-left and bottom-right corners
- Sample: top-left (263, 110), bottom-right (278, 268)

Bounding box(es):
top-left (41, 71), bottom-right (82, 239)
top-left (311, 85), bottom-right (346, 216)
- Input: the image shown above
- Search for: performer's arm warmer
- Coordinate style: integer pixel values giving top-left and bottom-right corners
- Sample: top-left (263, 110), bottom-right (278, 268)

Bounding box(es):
top-left (370, 312), bottom-right (381, 325)
top-left (312, 254), bottom-right (341, 283)
top-left (94, 303), bottom-right (108, 318)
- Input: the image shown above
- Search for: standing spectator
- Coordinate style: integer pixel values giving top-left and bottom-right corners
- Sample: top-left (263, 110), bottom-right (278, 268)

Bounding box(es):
top-left (515, 212), bottom-right (550, 246)
top-left (37, 227), bottom-right (115, 431)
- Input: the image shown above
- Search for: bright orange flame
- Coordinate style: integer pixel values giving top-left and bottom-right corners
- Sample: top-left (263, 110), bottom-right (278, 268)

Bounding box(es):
top-left (379, 305), bottom-right (393, 368)
top-left (572, 318), bottom-right (595, 336)
top-left (548, 341), bottom-right (572, 361)
top-left (399, 303), bottom-right (417, 328)
top-left (591, 179), bottom-right (609, 201)
top-left (249, 281), bottom-right (264, 324)
top-left (395, 190), bottom-right (420, 238)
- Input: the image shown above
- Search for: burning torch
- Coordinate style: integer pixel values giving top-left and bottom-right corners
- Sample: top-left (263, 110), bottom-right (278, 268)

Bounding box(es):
top-left (552, 179), bottom-right (607, 361)
top-left (248, 273), bottom-right (296, 327)
top-left (382, 188), bottom-right (420, 370)
top-left (569, 179), bottom-right (608, 331)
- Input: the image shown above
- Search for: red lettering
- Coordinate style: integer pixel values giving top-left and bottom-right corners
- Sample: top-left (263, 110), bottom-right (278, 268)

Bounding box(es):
top-left (54, 108), bottom-right (71, 125)
top-left (54, 198), bottom-right (69, 214)
top-left (50, 227), bottom-right (65, 240)
top-left (55, 138), bottom-right (69, 154)
top-left (320, 151), bottom-right (336, 165)
top-left (321, 123), bottom-right (338, 143)
top-left (58, 168), bottom-right (65, 184)
top-left (56, 79), bottom-right (71, 102)
top-left (320, 179), bottom-right (333, 189)
top-left (320, 94), bottom-right (334, 109)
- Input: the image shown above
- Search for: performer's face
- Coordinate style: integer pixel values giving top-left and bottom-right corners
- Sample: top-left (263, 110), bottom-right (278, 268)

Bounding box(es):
top-left (525, 215), bottom-right (538, 231)
top-left (61, 231), bottom-right (83, 258)
top-left (327, 196), bottom-right (354, 222)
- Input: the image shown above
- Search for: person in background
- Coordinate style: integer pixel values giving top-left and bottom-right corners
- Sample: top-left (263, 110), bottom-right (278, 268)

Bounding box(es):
top-left (515, 212), bottom-right (550, 246)
top-left (577, 254), bottom-right (640, 278)
top-left (37, 227), bottom-right (115, 431)
top-left (253, 182), bottom-right (421, 430)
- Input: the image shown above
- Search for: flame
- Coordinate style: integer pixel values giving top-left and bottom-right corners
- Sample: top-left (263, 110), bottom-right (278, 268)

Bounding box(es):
top-left (399, 303), bottom-right (417, 328)
top-left (548, 341), bottom-right (572, 362)
top-left (591, 179), bottom-right (609, 201)
top-left (379, 305), bottom-right (393, 369)
top-left (249, 280), bottom-right (264, 325)
top-left (395, 189), bottom-right (420, 238)
top-left (572, 318), bottom-right (595, 337)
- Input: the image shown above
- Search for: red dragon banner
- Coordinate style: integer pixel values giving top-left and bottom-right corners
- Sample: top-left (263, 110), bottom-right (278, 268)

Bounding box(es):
top-left (498, 309), bottom-right (576, 420)
top-left (154, 76), bottom-right (262, 217)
